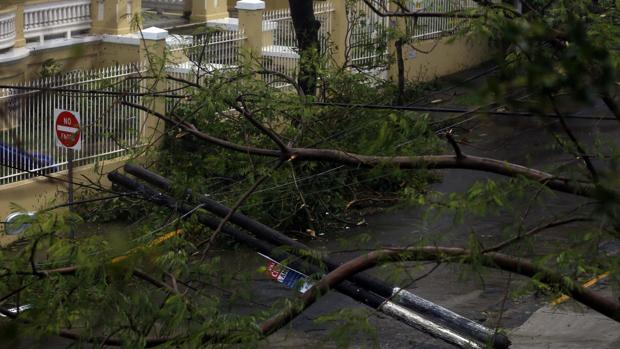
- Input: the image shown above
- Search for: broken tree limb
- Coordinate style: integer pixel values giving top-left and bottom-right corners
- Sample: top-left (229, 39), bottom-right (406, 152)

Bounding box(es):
top-left (120, 100), bottom-right (597, 198)
top-left (120, 165), bottom-right (511, 348)
top-left (108, 171), bottom-right (492, 349)
top-left (317, 246), bottom-right (620, 323)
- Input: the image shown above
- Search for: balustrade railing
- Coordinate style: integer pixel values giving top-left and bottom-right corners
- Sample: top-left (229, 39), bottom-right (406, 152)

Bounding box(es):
top-left (24, 0), bottom-right (92, 42)
top-left (0, 12), bottom-right (17, 51)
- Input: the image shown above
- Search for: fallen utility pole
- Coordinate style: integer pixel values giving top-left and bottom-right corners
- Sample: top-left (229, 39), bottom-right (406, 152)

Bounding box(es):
top-left (109, 171), bottom-right (485, 348)
top-left (119, 165), bottom-right (511, 348)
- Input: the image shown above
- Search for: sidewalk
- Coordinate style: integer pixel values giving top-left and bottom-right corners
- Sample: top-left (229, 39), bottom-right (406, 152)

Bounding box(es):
top-left (510, 304), bottom-right (620, 349)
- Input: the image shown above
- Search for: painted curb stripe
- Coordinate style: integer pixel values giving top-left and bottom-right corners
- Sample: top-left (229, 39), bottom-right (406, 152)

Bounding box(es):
top-left (551, 272), bottom-right (610, 306)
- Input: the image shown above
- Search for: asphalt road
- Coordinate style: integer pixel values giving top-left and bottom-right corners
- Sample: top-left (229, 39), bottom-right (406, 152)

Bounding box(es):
top-left (251, 71), bottom-right (620, 348)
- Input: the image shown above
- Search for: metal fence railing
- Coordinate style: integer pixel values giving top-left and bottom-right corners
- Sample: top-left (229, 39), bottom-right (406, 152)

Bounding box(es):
top-left (166, 30), bottom-right (245, 113)
top-left (406, 0), bottom-right (479, 40)
top-left (169, 29), bottom-right (246, 68)
top-left (0, 64), bottom-right (146, 186)
top-left (348, 0), bottom-right (390, 68)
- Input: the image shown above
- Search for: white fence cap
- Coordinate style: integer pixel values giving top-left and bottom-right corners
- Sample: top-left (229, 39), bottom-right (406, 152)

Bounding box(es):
top-left (236, 0), bottom-right (265, 11)
top-left (142, 27), bottom-right (169, 41)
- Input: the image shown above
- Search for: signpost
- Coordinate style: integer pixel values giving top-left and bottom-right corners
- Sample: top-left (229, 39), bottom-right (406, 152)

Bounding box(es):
top-left (54, 109), bottom-right (81, 239)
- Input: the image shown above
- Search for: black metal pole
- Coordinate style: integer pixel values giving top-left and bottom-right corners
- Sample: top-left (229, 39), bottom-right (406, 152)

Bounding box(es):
top-left (120, 165), bottom-right (511, 348)
top-left (108, 171), bottom-right (487, 349)
top-left (67, 149), bottom-right (75, 239)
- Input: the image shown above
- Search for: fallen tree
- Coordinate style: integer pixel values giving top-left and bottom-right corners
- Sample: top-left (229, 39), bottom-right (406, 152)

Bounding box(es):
top-left (122, 100), bottom-right (599, 197)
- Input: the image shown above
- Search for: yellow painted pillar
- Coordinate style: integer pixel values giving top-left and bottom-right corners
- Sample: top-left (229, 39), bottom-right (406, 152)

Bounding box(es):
top-left (329, 0), bottom-right (347, 68)
top-left (131, 0), bottom-right (142, 26)
top-left (209, 0), bottom-right (230, 20)
top-left (265, 0), bottom-right (289, 10)
top-left (236, 0), bottom-right (265, 56)
top-left (14, 3), bottom-right (25, 48)
top-left (190, 0), bottom-right (229, 23)
top-left (91, 0), bottom-right (134, 35)
top-left (184, 0), bottom-right (192, 18)
top-left (190, 0), bottom-right (208, 22)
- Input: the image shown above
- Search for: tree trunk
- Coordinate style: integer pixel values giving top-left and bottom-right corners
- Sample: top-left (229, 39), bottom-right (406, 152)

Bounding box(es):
top-left (395, 38), bottom-right (405, 105)
top-left (288, 0), bottom-right (321, 96)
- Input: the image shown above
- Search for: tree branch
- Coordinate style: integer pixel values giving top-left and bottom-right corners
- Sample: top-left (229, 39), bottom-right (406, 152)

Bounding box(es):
top-left (444, 130), bottom-right (464, 159)
top-left (548, 95), bottom-right (599, 181)
top-left (274, 245), bottom-right (620, 323)
top-left (232, 96), bottom-right (291, 155)
top-left (121, 100), bottom-right (598, 197)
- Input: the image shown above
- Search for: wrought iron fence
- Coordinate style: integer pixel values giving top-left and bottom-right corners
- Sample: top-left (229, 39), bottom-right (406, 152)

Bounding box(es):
top-left (406, 0), bottom-right (479, 40)
top-left (0, 63), bottom-right (146, 185)
top-left (348, 0), bottom-right (390, 68)
top-left (168, 29), bottom-right (246, 67)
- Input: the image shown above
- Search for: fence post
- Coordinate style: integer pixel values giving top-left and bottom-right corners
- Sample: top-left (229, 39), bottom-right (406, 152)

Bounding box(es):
top-left (139, 27), bottom-right (168, 146)
top-left (329, 0), bottom-right (348, 68)
top-left (236, 0), bottom-right (265, 58)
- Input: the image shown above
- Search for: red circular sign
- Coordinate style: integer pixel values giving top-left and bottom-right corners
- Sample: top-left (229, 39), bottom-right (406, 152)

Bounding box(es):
top-left (55, 111), bottom-right (81, 148)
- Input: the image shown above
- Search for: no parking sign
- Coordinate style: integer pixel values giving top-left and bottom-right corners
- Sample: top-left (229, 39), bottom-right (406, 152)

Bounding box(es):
top-left (54, 109), bottom-right (82, 151)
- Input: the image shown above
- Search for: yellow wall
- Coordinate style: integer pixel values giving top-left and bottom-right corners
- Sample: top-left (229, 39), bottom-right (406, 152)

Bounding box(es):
top-left (98, 42), bottom-right (142, 67)
top-left (0, 157), bottom-right (128, 234)
top-left (265, 0), bottom-right (290, 10)
top-left (0, 40), bottom-right (143, 84)
top-left (0, 59), bottom-right (27, 84)
top-left (394, 35), bottom-right (492, 83)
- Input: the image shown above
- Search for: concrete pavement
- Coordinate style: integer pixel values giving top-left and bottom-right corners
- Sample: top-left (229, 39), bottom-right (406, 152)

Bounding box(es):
top-left (510, 302), bottom-right (620, 349)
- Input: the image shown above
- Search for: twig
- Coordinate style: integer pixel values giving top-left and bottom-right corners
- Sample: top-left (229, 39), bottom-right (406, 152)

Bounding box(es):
top-left (197, 160), bottom-right (284, 256)
top-left (548, 95), bottom-right (599, 181)
top-left (483, 217), bottom-right (593, 253)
